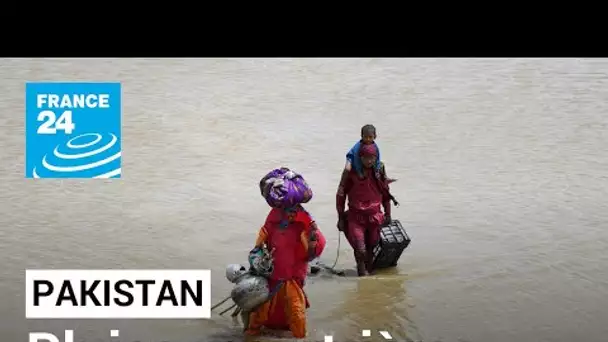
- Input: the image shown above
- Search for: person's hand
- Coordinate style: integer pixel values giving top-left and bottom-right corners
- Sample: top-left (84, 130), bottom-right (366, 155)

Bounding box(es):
top-left (309, 231), bottom-right (318, 248)
top-left (337, 217), bottom-right (345, 231)
top-left (307, 233), bottom-right (318, 261)
top-left (308, 240), bottom-right (318, 258)
top-left (383, 214), bottom-right (392, 225)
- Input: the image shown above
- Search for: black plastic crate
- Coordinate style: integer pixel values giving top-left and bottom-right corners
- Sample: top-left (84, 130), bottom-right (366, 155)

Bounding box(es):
top-left (372, 219), bottom-right (411, 270)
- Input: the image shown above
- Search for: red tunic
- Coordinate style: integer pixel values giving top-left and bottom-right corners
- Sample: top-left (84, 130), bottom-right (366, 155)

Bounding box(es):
top-left (336, 168), bottom-right (392, 251)
top-left (337, 168), bottom-right (392, 218)
top-left (261, 206), bottom-right (326, 285)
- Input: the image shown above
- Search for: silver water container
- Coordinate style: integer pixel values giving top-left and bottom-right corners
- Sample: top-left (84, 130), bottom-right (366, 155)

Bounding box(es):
top-left (224, 263), bottom-right (271, 313)
top-left (230, 274), bottom-right (270, 312)
top-left (225, 264), bottom-right (249, 283)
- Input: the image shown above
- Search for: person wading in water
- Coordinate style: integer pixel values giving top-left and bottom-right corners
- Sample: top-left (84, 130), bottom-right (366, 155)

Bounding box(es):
top-left (340, 124), bottom-right (396, 189)
top-left (245, 205), bottom-right (326, 337)
top-left (336, 142), bottom-right (398, 276)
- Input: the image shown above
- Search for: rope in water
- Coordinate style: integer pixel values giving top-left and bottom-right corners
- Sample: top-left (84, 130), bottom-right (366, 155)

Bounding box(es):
top-left (329, 232), bottom-right (341, 269)
top-left (212, 232), bottom-right (346, 312)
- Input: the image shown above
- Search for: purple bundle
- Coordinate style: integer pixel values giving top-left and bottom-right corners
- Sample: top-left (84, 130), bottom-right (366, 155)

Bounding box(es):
top-left (259, 167), bottom-right (313, 209)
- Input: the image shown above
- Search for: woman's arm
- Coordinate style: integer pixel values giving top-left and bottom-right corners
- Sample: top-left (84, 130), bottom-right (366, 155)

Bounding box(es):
top-left (254, 226), bottom-right (268, 248)
top-left (299, 220), bottom-right (326, 261)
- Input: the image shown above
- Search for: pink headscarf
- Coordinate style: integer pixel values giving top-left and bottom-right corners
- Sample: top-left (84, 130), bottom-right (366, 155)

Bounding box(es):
top-left (359, 143), bottom-right (378, 157)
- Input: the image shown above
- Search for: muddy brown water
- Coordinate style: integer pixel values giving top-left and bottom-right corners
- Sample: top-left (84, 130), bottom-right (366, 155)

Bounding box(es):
top-left (1, 58), bottom-right (607, 342)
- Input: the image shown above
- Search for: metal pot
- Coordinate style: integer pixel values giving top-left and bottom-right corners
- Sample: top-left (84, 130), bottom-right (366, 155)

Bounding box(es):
top-left (230, 274), bottom-right (270, 312)
top-left (225, 264), bottom-right (248, 283)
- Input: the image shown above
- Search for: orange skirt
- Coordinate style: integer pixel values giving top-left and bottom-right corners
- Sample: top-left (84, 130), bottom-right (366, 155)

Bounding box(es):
top-left (246, 279), bottom-right (308, 338)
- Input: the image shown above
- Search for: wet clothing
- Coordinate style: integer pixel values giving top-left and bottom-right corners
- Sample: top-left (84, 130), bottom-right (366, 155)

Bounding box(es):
top-left (246, 205), bottom-right (326, 338)
top-left (338, 162), bottom-right (393, 213)
top-left (337, 165), bottom-right (393, 275)
top-left (343, 140), bottom-right (397, 205)
top-left (346, 140), bottom-right (382, 176)
top-left (338, 167), bottom-right (391, 246)
top-left (345, 209), bottom-right (384, 252)
top-left (247, 279), bottom-right (308, 337)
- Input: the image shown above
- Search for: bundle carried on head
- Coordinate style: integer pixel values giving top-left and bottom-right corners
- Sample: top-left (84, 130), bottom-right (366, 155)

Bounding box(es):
top-left (259, 167), bottom-right (313, 209)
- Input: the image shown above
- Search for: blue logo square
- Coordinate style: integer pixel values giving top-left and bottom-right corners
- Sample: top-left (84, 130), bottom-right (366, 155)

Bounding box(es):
top-left (25, 82), bottom-right (122, 179)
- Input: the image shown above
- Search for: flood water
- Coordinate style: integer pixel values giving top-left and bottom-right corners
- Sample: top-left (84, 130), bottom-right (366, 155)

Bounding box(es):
top-left (1, 58), bottom-right (607, 342)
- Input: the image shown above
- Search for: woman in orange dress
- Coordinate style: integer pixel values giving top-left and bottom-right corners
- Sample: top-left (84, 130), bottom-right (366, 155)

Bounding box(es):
top-left (245, 204), bottom-right (326, 338)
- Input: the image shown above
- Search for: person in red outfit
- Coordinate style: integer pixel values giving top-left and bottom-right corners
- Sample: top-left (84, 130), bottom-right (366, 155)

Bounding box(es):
top-left (336, 143), bottom-right (396, 276)
top-left (245, 204), bottom-right (326, 338)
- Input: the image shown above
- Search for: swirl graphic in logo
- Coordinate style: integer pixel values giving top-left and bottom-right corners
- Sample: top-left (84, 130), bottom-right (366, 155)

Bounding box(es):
top-left (32, 132), bottom-right (121, 178)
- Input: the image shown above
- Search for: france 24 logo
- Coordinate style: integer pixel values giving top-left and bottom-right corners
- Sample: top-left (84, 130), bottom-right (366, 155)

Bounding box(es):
top-left (25, 82), bottom-right (122, 179)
